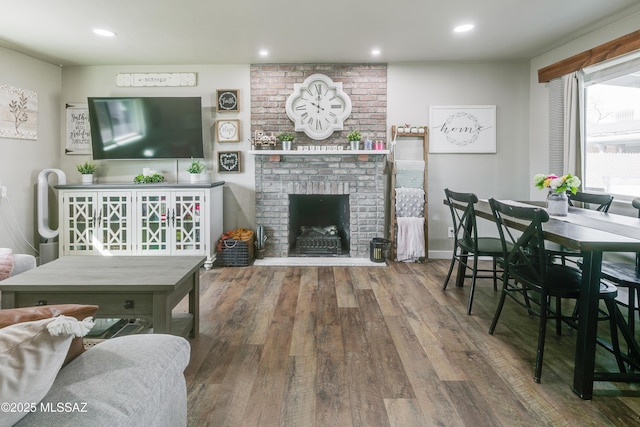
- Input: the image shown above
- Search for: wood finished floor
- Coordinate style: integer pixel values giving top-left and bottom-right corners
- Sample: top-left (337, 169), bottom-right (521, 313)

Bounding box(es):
top-left (184, 260), bottom-right (640, 426)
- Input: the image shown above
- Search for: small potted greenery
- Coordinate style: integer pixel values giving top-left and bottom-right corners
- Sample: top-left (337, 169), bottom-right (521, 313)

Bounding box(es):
top-left (277, 132), bottom-right (294, 150)
top-left (133, 173), bottom-right (165, 184)
top-left (187, 158), bottom-right (206, 183)
top-left (77, 161), bottom-right (97, 184)
top-left (347, 130), bottom-right (362, 150)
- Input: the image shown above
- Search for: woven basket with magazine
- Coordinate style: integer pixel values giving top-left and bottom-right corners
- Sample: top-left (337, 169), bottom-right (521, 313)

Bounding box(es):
top-left (217, 228), bottom-right (255, 266)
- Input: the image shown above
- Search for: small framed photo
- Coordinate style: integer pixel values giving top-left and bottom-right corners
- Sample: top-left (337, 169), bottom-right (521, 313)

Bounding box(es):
top-left (218, 151), bottom-right (241, 173)
top-left (216, 119), bottom-right (240, 142)
top-left (216, 89), bottom-right (239, 112)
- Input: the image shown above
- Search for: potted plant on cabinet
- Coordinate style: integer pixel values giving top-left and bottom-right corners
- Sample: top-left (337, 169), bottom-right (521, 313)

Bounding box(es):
top-left (187, 158), bottom-right (206, 183)
top-left (133, 173), bottom-right (165, 184)
top-left (77, 161), bottom-right (97, 184)
top-left (277, 132), bottom-right (294, 150)
top-left (347, 130), bottom-right (362, 150)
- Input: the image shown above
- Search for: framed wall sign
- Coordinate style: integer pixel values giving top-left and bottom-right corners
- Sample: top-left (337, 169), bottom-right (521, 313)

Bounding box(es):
top-left (115, 72), bottom-right (196, 87)
top-left (216, 119), bottom-right (240, 142)
top-left (429, 105), bottom-right (496, 153)
top-left (0, 83), bottom-right (38, 140)
top-left (216, 89), bottom-right (239, 112)
top-left (218, 151), bottom-right (241, 173)
top-left (65, 103), bottom-right (91, 154)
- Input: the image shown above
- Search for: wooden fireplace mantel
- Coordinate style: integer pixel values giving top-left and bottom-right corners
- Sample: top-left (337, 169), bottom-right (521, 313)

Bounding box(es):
top-left (248, 150), bottom-right (389, 155)
top-left (249, 149), bottom-right (389, 162)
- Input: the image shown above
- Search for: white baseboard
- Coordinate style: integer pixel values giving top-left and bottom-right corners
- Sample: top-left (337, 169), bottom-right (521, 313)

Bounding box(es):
top-left (428, 250), bottom-right (496, 261)
top-left (428, 250), bottom-right (452, 260)
top-left (253, 257), bottom-right (386, 267)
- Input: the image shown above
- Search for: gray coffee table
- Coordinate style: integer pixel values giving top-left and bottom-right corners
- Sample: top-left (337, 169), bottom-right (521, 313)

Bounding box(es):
top-left (0, 256), bottom-right (204, 337)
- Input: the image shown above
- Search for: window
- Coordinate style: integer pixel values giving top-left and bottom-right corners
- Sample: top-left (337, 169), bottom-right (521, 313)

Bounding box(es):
top-left (583, 55), bottom-right (640, 198)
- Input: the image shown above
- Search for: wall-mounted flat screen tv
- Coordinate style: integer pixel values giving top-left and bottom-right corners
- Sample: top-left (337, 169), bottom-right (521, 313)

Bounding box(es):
top-left (87, 96), bottom-right (204, 160)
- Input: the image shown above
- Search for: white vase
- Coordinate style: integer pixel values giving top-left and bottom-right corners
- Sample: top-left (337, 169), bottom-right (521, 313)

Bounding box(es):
top-left (547, 191), bottom-right (568, 216)
top-left (190, 173), bottom-right (201, 183)
top-left (81, 174), bottom-right (93, 185)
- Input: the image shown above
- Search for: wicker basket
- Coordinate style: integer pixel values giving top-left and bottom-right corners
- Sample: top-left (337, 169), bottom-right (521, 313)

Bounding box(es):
top-left (218, 228), bottom-right (255, 266)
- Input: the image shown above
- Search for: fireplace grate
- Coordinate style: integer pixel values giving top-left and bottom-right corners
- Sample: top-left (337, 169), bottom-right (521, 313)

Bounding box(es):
top-left (296, 235), bottom-right (342, 255)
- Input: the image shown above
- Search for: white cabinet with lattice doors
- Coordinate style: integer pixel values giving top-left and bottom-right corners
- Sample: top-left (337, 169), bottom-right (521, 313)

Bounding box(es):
top-left (138, 191), bottom-right (207, 255)
top-left (57, 183), bottom-right (224, 269)
top-left (60, 191), bottom-right (132, 255)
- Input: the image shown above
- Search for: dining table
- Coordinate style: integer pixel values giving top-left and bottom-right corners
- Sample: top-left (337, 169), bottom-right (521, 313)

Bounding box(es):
top-left (450, 198), bottom-right (640, 399)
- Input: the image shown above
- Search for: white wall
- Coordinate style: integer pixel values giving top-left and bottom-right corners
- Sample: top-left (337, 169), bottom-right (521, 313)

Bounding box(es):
top-left (388, 61), bottom-right (531, 255)
top-left (61, 62), bottom-right (531, 255)
top-left (0, 47), bottom-right (61, 258)
top-left (0, 57), bottom-right (533, 259)
top-left (59, 64), bottom-right (255, 232)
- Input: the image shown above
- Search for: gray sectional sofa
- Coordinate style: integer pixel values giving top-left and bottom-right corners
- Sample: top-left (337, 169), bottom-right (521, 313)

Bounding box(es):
top-left (15, 333), bottom-right (190, 426)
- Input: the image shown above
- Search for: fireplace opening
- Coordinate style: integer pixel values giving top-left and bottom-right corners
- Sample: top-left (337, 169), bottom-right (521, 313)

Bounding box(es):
top-left (288, 195), bottom-right (350, 256)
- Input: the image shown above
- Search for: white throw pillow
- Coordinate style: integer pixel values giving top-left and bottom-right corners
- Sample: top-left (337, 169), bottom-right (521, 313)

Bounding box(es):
top-left (0, 248), bottom-right (13, 280)
top-left (0, 316), bottom-right (94, 426)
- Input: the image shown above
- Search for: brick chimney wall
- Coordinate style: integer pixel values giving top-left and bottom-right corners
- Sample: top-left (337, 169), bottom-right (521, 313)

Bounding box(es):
top-left (250, 63), bottom-right (387, 145)
top-left (250, 64), bottom-right (388, 258)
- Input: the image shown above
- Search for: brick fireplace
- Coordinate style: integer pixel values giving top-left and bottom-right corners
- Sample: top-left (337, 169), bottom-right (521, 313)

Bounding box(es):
top-left (254, 152), bottom-right (387, 258)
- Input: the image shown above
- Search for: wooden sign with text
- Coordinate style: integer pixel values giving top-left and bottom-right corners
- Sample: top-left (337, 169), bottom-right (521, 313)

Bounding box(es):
top-left (65, 103), bottom-right (91, 154)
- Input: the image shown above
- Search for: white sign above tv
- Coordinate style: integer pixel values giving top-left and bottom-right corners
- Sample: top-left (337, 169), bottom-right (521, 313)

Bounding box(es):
top-left (115, 72), bottom-right (197, 87)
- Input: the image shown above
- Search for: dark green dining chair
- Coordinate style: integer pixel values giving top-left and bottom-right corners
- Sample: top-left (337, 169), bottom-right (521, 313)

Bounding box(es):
top-left (442, 189), bottom-right (504, 315)
top-left (568, 191), bottom-right (615, 212)
top-left (599, 198), bottom-right (640, 352)
top-left (487, 198), bottom-right (626, 383)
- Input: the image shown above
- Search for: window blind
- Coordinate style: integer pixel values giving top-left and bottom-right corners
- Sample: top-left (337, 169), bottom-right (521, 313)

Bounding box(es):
top-left (549, 78), bottom-right (564, 175)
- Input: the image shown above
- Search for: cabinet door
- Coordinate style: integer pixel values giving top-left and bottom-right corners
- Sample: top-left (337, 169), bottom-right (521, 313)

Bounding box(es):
top-left (96, 192), bottom-right (132, 254)
top-left (172, 191), bottom-right (206, 254)
top-left (62, 192), bottom-right (96, 254)
top-left (138, 192), bottom-right (171, 254)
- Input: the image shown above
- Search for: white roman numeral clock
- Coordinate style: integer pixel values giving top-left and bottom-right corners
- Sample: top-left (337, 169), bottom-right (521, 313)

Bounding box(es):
top-left (285, 74), bottom-right (352, 140)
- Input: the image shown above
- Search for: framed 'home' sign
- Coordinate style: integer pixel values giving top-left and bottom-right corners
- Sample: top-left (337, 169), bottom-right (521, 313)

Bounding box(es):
top-left (218, 151), bottom-right (241, 173)
top-left (429, 105), bottom-right (496, 154)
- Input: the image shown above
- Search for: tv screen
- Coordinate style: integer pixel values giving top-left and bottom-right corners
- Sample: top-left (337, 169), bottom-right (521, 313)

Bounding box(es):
top-left (87, 96), bottom-right (204, 160)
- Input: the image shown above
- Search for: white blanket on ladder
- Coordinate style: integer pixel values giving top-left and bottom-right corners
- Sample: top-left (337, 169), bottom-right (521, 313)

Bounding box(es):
top-left (396, 217), bottom-right (425, 262)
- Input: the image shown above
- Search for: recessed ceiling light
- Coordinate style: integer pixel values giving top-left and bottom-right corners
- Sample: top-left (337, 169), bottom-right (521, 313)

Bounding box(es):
top-left (259, 49), bottom-right (269, 57)
top-left (371, 48), bottom-right (381, 56)
top-left (453, 24), bottom-right (474, 33)
top-left (93, 28), bottom-right (117, 37)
